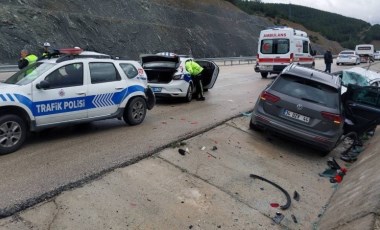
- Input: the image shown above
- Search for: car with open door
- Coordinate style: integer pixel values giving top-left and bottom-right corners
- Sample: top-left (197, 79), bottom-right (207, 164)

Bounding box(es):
top-left (141, 53), bottom-right (219, 102)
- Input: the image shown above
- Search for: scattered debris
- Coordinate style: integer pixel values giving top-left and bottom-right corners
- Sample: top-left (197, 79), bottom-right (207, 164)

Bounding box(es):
top-left (319, 168), bottom-right (337, 178)
top-left (293, 191), bottom-right (300, 201)
top-left (189, 225), bottom-right (193, 229)
top-left (212, 146), bottom-right (218, 151)
top-left (241, 112), bottom-right (252, 117)
top-left (272, 212), bottom-right (284, 224)
top-left (291, 214), bottom-right (298, 223)
top-left (178, 149), bottom-right (187, 156)
top-left (250, 174), bottom-right (291, 210)
top-left (201, 146), bottom-right (206, 151)
top-left (270, 203), bottom-right (279, 208)
top-left (207, 152), bottom-right (217, 159)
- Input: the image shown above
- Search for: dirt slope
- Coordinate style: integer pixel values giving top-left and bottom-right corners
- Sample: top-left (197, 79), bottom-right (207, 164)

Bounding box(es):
top-left (0, 0), bottom-right (272, 63)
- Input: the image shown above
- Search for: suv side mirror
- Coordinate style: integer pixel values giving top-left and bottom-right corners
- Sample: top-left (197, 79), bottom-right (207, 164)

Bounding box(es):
top-left (36, 80), bottom-right (50, 89)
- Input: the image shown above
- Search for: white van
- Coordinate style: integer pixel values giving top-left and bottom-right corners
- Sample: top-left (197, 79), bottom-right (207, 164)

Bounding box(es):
top-left (355, 44), bottom-right (375, 63)
top-left (255, 27), bottom-right (316, 78)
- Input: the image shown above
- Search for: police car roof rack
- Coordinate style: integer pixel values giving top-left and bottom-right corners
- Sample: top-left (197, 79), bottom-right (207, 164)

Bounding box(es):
top-left (56, 54), bottom-right (111, 63)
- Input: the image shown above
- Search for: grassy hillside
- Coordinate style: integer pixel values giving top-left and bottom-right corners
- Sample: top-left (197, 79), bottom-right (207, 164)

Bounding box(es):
top-left (227, 1), bottom-right (380, 50)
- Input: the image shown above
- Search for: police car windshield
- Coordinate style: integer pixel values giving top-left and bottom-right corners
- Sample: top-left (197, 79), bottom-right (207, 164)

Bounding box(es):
top-left (4, 62), bottom-right (56, 85)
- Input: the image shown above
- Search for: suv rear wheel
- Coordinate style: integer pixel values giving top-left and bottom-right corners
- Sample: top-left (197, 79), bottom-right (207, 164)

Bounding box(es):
top-left (124, 97), bottom-right (147, 126)
top-left (0, 114), bottom-right (27, 155)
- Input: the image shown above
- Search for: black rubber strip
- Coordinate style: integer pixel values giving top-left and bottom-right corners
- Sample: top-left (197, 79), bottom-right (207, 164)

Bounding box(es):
top-left (250, 174), bottom-right (291, 210)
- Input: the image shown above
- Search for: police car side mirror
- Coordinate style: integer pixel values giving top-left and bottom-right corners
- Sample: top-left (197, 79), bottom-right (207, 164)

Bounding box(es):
top-left (36, 80), bottom-right (50, 90)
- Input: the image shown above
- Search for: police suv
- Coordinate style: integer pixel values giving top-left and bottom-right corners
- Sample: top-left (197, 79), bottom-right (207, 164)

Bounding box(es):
top-left (0, 48), bottom-right (155, 154)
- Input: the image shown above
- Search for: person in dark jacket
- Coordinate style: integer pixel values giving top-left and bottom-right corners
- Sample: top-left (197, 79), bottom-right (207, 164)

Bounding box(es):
top-left (18, 49), bottom-right (38, 70)
top-left (324, 49), bottom-right (333, 73)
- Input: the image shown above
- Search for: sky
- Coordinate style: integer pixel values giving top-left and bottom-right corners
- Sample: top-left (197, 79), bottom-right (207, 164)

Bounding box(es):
top-left (261, 0), bottom-right (380, 25)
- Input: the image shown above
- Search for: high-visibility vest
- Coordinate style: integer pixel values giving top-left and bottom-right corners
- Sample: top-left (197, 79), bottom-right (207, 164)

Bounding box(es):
top-left (185, 60), bottom-right (204, 76)
top-left (25, 54), bottom-right (38, 66)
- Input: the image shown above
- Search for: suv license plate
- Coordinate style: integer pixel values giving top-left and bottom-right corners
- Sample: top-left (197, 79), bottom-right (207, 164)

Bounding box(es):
top-left (284, 109), bottom-right (310, 123)
top-left (151, 87), bottom-right (162, 93)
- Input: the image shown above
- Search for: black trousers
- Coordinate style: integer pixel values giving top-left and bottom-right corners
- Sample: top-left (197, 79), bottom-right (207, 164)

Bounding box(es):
top-left (193, 74), bottom-right (204, 99)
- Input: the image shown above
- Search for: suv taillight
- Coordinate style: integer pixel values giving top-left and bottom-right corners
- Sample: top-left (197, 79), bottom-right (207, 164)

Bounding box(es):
top-left (256, 54), bottom-right (259, 63)
top-left (290, 53), bottom-right (294, 63)
top-left (260, 91), bottom-right (280, 103)
top-left (321, 111), bottom-right (342, 124)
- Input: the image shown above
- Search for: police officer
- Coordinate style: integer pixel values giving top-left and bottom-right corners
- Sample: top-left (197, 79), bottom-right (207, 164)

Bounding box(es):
top-left (39, 42), bottom-right (51, 60)
top-left (185, 59), bottom-right (205, 101)
top-left (18, 49), bottom-right (38, 69)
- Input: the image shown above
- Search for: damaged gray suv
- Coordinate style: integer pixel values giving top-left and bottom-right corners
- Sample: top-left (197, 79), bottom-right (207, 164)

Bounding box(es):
top-left (250, 64), bottom-right (344, 155)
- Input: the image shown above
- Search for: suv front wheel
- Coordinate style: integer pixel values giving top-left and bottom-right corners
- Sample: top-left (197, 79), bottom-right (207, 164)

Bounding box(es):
top-left (123, 97), bottom-right (147, 126)
top-left (0, 114), bottom-right (27, 155)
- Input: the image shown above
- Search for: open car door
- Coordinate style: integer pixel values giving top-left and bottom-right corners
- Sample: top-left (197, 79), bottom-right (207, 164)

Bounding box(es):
top-left (344, 84), bottom-right (380, 129)
top-left (194, 60), bottom-right (219, 89)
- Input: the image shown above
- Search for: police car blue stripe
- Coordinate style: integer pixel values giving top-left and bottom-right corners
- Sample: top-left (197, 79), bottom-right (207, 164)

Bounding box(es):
top-left (0, 94), bottom-right (6, 101)
top-left (6, 94), bottom-right (15, 101)
top-left (13, 85), bottom-right (145, 117)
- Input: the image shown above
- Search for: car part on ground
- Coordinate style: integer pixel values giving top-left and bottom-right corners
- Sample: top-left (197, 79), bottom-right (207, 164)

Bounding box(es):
top-left (250, 174), bottom-right (291, 210)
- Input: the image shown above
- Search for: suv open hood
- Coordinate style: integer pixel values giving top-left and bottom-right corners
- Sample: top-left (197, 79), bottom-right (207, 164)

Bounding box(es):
top-left (140, 55), bottom-right (180, 70)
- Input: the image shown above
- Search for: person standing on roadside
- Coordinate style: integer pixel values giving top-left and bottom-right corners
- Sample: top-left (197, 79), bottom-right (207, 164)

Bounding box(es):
top-left (324, 49), bottom-right (333, 73)
top-left (39, 42), bottom-right (52, 60)
top-left (18, 49), bottom-right (38, 69)
top-left (185, 59), bottom-right (205, 101)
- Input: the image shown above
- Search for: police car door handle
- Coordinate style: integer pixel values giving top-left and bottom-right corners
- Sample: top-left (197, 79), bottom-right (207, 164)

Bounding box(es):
top-left (76, 91), bottom-right (86, 95)
top-left (115, 87), bottom-right (124, 90)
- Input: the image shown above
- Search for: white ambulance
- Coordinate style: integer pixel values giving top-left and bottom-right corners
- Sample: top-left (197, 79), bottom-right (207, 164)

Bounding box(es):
top-left (255, 27), bottom-right (316, 78)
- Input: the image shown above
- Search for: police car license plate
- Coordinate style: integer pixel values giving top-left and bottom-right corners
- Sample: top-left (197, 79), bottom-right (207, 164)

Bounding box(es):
top-left (151, 87), bottom-right (162, 93)
top-left (284, 109), bottom-right (310, 123)
top-left (260, 65), bottom-right (273, 71)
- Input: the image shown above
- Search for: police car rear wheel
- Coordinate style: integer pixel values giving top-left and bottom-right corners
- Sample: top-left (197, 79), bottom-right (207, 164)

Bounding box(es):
top-left (124, 97), bottom-right (147, 126)
top-left (0, 115), bottom-right (27, 155)
top-left (184, 84), bottom-right (193, 102)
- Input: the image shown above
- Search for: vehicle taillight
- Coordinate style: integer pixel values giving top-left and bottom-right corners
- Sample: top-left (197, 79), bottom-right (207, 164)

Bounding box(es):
top-left (256, 54), bottom-right (259, 63)
top-left (321, 111), bottom-right (342, 124)
top-left (260, 91), bottom-right (280, 103)
top-left (290, 53), bottom-right (294, 63)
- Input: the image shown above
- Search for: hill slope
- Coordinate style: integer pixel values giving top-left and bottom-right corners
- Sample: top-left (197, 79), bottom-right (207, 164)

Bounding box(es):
top-left (0, 0), bottom-right (273, 63)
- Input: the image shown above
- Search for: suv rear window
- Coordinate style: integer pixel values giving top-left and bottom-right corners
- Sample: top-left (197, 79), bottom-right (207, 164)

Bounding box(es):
top-left (340, 51), bottom-right (354, 55)
top-left (260, 39), bottom-right (289, 54)
top-left (271, 74), bottom-right (340, 108)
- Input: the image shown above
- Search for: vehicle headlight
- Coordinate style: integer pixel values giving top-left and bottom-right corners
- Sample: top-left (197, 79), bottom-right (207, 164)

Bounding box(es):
top-left (173, 74), bottom-right (184, 80)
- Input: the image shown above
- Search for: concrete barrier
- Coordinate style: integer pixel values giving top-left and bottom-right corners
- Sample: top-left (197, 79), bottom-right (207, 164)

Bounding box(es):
top-left (318, 129), bottom-right (380, 229)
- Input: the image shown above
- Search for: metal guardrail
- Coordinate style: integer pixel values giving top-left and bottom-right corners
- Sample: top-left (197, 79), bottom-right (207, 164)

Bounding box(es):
top-left (0, 55), bottom-right (326, 72)
top-left (0, 65), bottom-right (19, 73)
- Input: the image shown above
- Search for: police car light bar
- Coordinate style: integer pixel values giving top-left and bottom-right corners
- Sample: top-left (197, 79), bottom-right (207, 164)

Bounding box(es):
top-left (59, 48), bottom-right (83, 55)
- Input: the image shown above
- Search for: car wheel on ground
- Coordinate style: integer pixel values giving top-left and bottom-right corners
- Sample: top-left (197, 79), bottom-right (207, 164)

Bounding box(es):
top-left (261, 72), bottom-right (268, 78)
top-left (124, 97), bottom-right (147, 126)
top-left (184, 84), bottom-right (193, 102)
top-left (0, 114), bottom-right (27, 155)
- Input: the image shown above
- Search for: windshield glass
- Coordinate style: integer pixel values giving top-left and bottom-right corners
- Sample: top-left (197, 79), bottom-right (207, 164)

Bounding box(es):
top-left (4, 62), bottom-right (56, 85)
top-left (341, 71), bottom-right (369, 87)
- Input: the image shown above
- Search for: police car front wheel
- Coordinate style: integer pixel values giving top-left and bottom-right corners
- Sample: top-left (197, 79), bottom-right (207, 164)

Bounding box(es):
top-left (0, 114), bottom-right (27, 155)
top-left (124, 97), bottom-right (147, 126)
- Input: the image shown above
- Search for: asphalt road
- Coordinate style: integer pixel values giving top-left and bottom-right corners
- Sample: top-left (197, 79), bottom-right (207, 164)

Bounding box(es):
top-left (0, 60), bottom-right (375, 217)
